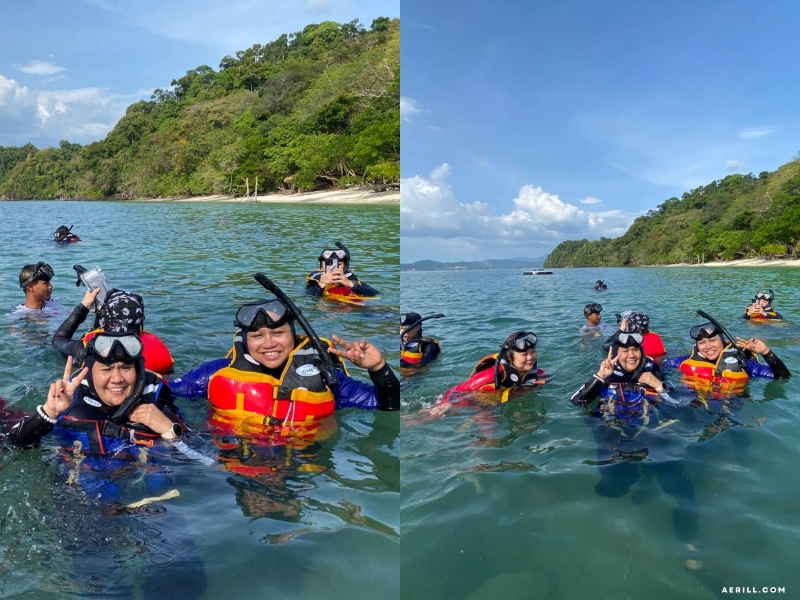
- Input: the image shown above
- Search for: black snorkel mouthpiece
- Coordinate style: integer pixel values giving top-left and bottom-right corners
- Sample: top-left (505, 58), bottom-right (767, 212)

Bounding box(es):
top-left (253, 273), bottom-right (339, 387)
top-left (495, 345), bottom-right (509, 389)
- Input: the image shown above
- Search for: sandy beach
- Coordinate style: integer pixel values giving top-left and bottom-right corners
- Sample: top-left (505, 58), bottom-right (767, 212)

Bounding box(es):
top-left (138, 187), bottom-right (399, 204)
top-left (663, 258), bottom-right (800, 268)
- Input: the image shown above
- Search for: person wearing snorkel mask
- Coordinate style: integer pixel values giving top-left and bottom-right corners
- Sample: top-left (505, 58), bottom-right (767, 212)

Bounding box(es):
top-left (743, 289), bottom-right (783, 320)
top-left (580, 302), bottom-right (604, 335)
top-left (305, 244), bottom-right (379, 298)
top-left (15, 262), bottom-right (63, 313)
top-left (663, 323), bottom-right (790, 395)
top-left (8, 332), bottom-right (185, 453)
top-left (603, 311), bottom-right (666, 360)
top-left (52, 287), bottom-right (175, 374)
top-left (438, 331), bottom-right (546, 405)
top-left (53, 224), bottom-right (81, 243)
top-left (572, 331), bottom-right (667, 415)
top-left (400, 312), bottom-right (442, 369)
top-left (571, 333), bottom-right (700, 548)
top-left (168, 296), bottom-right (399, 435)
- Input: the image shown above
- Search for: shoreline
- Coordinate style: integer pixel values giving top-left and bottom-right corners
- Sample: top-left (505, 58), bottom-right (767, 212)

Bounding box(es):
top-left (660, 258), bottom-right (800, 268)
top-left (138, 187), bottom-right (399, 205)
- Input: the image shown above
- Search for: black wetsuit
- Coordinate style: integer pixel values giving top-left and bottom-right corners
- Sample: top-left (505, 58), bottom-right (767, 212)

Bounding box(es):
top-left (52, 303), bottom-right (95, 364)
top-left (400, 337), bottom-right (441, 369)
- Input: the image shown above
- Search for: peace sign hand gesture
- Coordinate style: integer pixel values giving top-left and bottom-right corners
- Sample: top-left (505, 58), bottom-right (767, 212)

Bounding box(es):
top-left (329, 335), bottom-right (386, 372)
top-left (43, 356), bottom-right (88, 420)
top-left (597, 347), bottom-right (619, 380)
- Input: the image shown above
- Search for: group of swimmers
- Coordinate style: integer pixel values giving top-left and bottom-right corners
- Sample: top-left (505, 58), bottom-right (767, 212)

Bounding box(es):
top-left (401, 287), bottom-right (791, 410)
top-left (7, 242), bottom-right (399, 463)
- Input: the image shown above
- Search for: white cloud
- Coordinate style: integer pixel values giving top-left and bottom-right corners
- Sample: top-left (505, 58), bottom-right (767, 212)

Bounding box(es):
top-left (725, 159), bottom-right (748, 171)
top-left (400, 96), bottom-right (427, 123)
top-left (580, 196), bottom-right (602, 205)
top-left (401, 164), bottom-right (636, 260)
top-left (19, 60), bottom-right (66, 76)
top-left (427, 125), bottom-right (443, 134)
top-left (0, 73), bottom-right (147, 146)
top-left (738, 126), bottom-right (775, 139)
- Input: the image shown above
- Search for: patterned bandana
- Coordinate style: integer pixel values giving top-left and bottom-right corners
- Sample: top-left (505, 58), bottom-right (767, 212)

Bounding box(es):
top-left (99, 289), bottom-right (144, 333)
top-left (625, 312), bottom-right (650, 334)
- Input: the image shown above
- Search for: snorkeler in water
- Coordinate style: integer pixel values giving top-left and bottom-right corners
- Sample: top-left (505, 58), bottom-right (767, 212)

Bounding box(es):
top-left (400, 312), bottom-right (443, 369)
top-left (305, 242), bottom-right (379, 299)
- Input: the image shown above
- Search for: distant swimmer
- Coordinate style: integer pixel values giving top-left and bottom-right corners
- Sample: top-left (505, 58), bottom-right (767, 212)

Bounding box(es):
top-left (743, 289), bottom-right (783, 320)
top-left (400, 312), bottom-right (443, 369)
top-left (594, 280), bottom-right (608, 290)
top-left (305, 241), bottom-right (379, 301)
top-left (53, 224), bottom-right (81, 243)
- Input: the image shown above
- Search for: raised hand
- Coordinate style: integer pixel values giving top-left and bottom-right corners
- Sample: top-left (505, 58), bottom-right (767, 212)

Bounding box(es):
top-left (329, 335), bottom-right (386, 371)
top-left (597, 347), bottom-right (620, 379)
top-left (736, 336), bottom-right (770, 356)
top-left (80, 287), bottom-right (101, 309)
top-left (44, 356), bottom-right (88, 419)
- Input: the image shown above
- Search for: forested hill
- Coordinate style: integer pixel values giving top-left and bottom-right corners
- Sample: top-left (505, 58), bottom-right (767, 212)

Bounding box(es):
top-left (544, 158), bottom-right (800, 267)
top-left (0, 18), bottom-right (398, 200)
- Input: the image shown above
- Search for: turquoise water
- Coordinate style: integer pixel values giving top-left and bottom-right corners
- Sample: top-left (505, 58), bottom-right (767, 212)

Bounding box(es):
top-left (0, 200), bottom-right (399, 599)
top-left (401, 267), bottom-right (800, 599)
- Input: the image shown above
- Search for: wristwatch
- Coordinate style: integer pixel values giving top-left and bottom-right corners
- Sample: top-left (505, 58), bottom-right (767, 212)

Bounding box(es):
top-left (161, 422), bottom-right (183, 440)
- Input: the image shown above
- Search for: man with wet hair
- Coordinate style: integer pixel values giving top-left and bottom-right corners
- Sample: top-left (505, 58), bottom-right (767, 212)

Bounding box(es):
top-left (15, 262), bottom-right (63, 313)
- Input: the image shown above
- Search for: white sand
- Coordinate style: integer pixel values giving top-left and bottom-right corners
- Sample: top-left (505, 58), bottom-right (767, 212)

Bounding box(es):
top-left (662, 258), bottom-right (800, 268)
top-left (138, 187), bottom-right (399, 205)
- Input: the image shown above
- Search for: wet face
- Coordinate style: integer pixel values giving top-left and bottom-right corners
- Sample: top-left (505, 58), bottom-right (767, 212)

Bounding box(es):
top-left (587, 312), bottom-right (601, 326)
top-left (246, 324), bottom-right (296, 369)
top-left (510, 347), bottom-right (537, 373)
top-left (401, 324), bottom-right (420, 342)
top-left (616, 345), bottom-right (642, 372)
top-left (696, 334), bottom-right (724, 361)
top-left (92, 361), bottom-right (137, 406)
top-left (757, 298), bottom-right (770, 308)
top-left (29, 279), bottom-right (53, 302)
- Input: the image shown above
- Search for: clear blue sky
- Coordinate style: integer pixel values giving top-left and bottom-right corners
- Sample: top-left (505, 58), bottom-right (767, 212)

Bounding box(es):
top-left (400, 0), bottom-right (800, 263)
top-left (0, 0), bottom-right (397, 147)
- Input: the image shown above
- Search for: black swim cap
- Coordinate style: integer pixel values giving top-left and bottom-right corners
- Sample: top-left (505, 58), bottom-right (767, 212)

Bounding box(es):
top-left (400, 312), bottom-right (422, 327)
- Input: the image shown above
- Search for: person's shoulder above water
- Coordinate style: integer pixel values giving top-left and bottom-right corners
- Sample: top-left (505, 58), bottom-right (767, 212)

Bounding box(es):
top-left (11, 299), bottom-right (65, 315)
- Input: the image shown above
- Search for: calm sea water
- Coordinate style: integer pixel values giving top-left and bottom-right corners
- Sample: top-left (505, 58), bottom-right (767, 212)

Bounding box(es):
top-left (401, 267), bottom-right (800, 599)
top-left (0, 200), bottom-right (399, 599)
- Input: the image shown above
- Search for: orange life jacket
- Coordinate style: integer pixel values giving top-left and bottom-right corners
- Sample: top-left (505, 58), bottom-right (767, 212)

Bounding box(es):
top-left (678, 343), bottom-right (749, 395)
top-left (208, 333), bottom-right (346, 432)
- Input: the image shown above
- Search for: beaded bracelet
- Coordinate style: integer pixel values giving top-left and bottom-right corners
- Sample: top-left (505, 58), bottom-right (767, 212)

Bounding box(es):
top-left (36, 404), bottom-right (57, 424)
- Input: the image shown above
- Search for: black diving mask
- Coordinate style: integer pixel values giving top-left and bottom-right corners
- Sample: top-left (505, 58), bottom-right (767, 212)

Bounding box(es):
top-left (509, 332), bottom-right (538, 352)
top-left (88, 332), bottom-right (144, 364)
top-left (234, 299), bottom-right (291, 329)
top-left (690, 323), bottom-right (721, 341)
top-left (584, 303), bottom-right (602, 317)
top-left (20, 262), bottom-right (54, 288)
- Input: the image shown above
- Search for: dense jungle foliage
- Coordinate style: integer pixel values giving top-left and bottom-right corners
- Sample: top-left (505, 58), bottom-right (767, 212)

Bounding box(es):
top-left (0, 18), bottom-right (399, 199)
top-left (544, 158), bottom-right (800, 266)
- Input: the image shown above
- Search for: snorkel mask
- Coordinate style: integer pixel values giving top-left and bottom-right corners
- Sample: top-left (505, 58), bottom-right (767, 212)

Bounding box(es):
top-left (84, 332), bottom-right (147, 434)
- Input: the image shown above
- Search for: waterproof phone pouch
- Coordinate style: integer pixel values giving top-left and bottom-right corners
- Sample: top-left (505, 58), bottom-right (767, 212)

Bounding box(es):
top-left (80, 267), bottom-right (111, 308)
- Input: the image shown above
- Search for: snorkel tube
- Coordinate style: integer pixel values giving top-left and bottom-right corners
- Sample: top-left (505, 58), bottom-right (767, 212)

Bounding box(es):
top-left (494, 344), bottom-right (510, 390)
top-left (334, 241), bottom-right (351, 270)
top-left (400, 313), bottom-right (445, 348)
top-left (696, 309), bottom-right (749, 370)
top-left (254, 273), bottom-right (339, 388)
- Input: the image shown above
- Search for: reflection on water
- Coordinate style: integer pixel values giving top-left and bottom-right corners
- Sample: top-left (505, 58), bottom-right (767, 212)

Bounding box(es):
top-left (0, 200), bottom-right (399, 599)
top-left (402, 267), bottom-right (800, 599)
